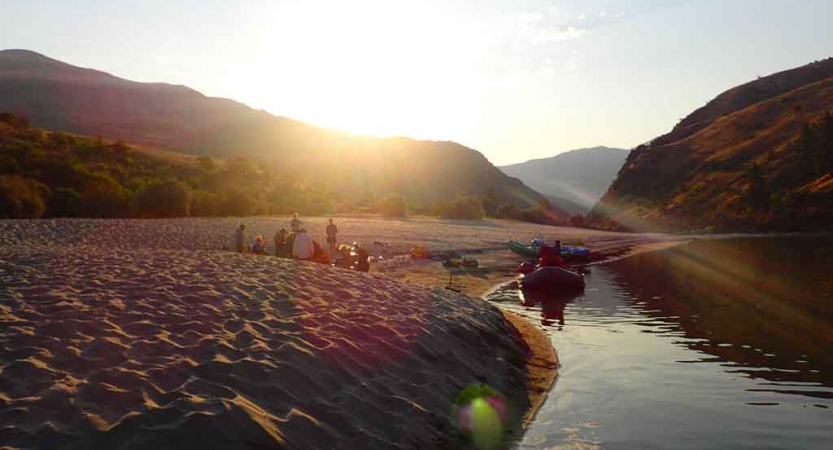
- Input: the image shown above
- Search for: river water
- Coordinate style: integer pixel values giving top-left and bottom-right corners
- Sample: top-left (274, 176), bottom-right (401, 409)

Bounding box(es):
top-left (486, 237), bottom-right (833, 450)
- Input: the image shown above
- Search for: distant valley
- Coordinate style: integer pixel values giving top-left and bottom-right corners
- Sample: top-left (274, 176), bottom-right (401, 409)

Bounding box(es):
top-left (500, 146), bottom-right (629, 215)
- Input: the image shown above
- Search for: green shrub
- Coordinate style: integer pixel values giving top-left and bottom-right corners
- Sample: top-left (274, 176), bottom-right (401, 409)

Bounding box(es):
top-left (379, 194), bottom-right (407, 217)
top-left (9, 141), bottom-right (46, 168)
top-left (190, 190), bottom-right (222, 216)
top-left (220, 189), bottom-right (257, 216)
top-left (0, 155), bottom-right (20, 175)
top-left (495, 201), bottom-right (562, 225)
top-left (304, 197), bottom-right (334, 216)
top-left (135, 179), bottom-right (191, 218)
top-left (495, 202), bottom-right (517, 219)
top-left (0, 174), bottom-right (47, 218)
top-left (0, 113), bottom-right (30, 128)
top-left (441, 196), bottom-right (484, 220)
top-left (197, 156), bottom-right (216, 172)
top-left (519, 206), bottom-right (559, 224)
top-left (49, 187), bottom-right (83, 217)
top-left (34, 158), bottom-right (89, 189)
top-left (80, 172), bottom-right (131, 217)
top-left (481, 195), bottom-right (498, 217)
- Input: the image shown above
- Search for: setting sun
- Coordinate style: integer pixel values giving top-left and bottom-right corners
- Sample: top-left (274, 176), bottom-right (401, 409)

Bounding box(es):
top-left (235, 1), bottom-right (487, 140)
top-left (2, 1), bottom-right (833, 449)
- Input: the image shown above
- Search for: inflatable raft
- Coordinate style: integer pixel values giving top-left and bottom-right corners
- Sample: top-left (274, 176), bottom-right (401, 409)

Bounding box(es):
top-left (562, 245), bottom-right (591, 258)
top-left (519, 266), bottom-right (585, 291)
top-left (507, 240), bottom-right (539, 257)
top-left (507, 240), bottom-right (591, 259)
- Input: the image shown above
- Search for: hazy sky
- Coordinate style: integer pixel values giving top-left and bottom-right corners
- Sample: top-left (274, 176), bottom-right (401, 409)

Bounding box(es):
top-left (3, 1), bottom-right (833, 165)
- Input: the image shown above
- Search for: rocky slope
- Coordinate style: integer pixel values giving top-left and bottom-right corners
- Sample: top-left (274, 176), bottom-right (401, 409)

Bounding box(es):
top-left (590, 58), bottom-right (833, 232)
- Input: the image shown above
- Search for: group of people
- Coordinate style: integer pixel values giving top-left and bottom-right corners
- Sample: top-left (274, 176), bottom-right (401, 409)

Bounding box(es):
top-left (234, 214), bottom-right (339, 262)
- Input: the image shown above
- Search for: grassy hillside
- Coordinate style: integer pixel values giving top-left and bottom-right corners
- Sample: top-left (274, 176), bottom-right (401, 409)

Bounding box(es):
top-left (0, 113), bottom-right (339, 218)
top-left (0, 114), bottom-right (562, 223)
top-left (500, 146), bottom-right (629, 215)
top-left (0, 49), bottom-right (255, 150)
top-left (590, 58), bottom-right (833, 232)
top-left (655, 58), bottom-right (833, 148)
top-left (0, 49), bottom-right (557, 218)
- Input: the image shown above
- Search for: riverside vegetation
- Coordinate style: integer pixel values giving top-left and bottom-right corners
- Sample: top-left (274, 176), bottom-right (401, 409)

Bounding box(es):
top-left (0, 113), bottom-right (560, 223)
top-left (0, 49), bottom-right (566, 224)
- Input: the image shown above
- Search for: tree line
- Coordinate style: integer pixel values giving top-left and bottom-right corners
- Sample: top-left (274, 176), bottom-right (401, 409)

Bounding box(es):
top-left (0, 113), bottom-right (564, 224)
top-left (0, 113), bottom-right (337, 219)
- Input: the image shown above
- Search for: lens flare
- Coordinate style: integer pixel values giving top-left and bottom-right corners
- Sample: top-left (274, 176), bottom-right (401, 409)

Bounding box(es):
top-left (453, 384), bottom-right (508, 450)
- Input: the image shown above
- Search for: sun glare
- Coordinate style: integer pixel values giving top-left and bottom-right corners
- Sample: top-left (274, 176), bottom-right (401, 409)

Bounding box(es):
top-left (237, 1), bottom-right (487, 141)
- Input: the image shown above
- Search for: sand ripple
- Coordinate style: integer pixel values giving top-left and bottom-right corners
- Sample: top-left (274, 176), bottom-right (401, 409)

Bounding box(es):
top-left (0, 241), bottom-right (529, 449)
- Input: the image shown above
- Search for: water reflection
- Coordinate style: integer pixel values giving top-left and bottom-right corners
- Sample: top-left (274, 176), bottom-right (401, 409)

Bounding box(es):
top-left (519, 287), bottom-right (583, 328)
top-left (608, 237), bottom-right (833, 395)
top-left (487, 237), bottom-right (833, 450)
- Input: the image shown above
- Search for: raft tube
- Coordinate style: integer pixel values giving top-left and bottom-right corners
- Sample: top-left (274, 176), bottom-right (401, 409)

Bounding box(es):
top-left (508, 240), bottom-right (539, 257)
top-left (508, 241), bottom-right (591, 259)
top-left (519, 266), bottom-right (585, 291)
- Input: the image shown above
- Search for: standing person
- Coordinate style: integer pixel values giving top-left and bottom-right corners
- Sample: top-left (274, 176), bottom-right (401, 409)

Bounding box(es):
top-left (293, 228), bottom-right (315, 260)
top-left (234, 224), bottom-right (247, 253)
top-left (274, 228), bottom-right (289, 257)
top-left (290, 213), bottom-right (302, 233)
top-left (286, 232), bottom-right (296, 258)
top-left (356, 246), bottom-right (370, 272)
top-left (326, 218), bottom-right (338, 259)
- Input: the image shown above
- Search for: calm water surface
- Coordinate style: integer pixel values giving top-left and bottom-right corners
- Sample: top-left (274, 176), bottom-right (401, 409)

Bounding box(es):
top-left (487, 237), bottom-right (833, 450)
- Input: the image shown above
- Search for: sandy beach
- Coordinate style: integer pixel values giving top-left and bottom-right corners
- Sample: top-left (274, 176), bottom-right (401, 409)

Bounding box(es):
top-left (0, 216), bottom-right (677, 258)
top-left (0, 217), bottom-right (680, 449)
top-left (0, 216), bottom-right (680, 298)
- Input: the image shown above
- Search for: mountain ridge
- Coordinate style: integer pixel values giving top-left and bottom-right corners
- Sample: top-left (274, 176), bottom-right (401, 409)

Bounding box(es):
top-left (0, 49), bottom-right (207, 94)
top-left (0, 49), bottom-right (557, 216)
top-left (503, 146), bottom-right (624, 166)
top-left (590, 58), bottom-right (833, 232)
top-left (500, 146), bottom-right (629, 214)
top-left (657, 58), bottom-right (833, 147)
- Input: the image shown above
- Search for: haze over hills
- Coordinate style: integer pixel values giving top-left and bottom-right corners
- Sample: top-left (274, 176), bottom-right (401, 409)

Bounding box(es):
top-left (590, 58), bottom-right (833, 232)
top-left (0, 49), bottom-right (258, 149)
top-left (500, 147), bottom-right (629, 215)
top-left (0, 49), bottom-right (557, 216)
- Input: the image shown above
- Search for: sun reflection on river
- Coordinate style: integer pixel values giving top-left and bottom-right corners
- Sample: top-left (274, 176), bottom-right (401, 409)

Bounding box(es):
top-left (487, 236), bottom-right (833, 450)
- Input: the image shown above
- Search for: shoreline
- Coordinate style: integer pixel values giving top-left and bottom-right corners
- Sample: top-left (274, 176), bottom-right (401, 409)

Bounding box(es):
top-left (502, 310), bottom-right (559, 428)
top-left (499, 240), bottom-right (687, 430)
top-left (502, 238), bottom-right (690, 426)
top-left (383, 237), bottom-right (689, 431)
top-left (0, 218), bottom-right (690, 447)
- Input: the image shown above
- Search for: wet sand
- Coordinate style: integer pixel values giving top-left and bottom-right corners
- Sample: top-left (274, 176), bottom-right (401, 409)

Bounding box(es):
top-left (501, 312), bottom-right (558, 428)
top-left (0, 218), bottom-right (681, 449)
